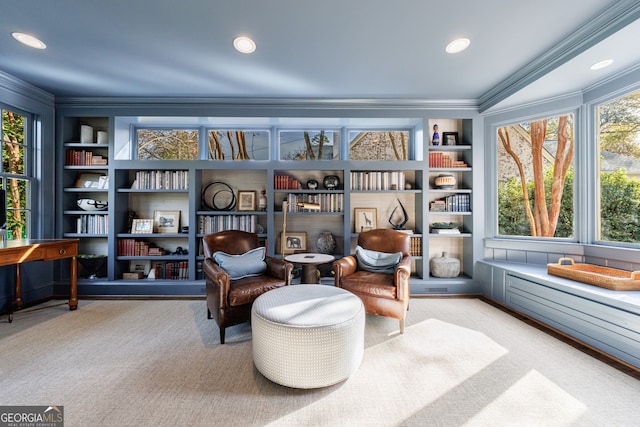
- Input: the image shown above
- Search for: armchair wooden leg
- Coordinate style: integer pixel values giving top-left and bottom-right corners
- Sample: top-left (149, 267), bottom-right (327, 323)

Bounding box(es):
top-left (207, 308), bottom-right (212, 319)
top-left (399, 318), bottom-right (405, 334)
top-left (220, 327), bottom-right (226, 345)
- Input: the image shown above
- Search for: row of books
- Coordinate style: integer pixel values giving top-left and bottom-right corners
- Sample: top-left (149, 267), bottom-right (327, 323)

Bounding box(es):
top-left (284, 193), bottom-right (343, 212)
top-left (66, 149), bottom-right (108, 166)
top-left (198, 215), bottom-right (260, 234)
top-left (147, 261), bottom-right (189, 280)
top-left (130, 170), bottom-right (189, 190)
top-left (118, 239), bottom-right (167, 256)
top-left (430, 194), bottom-right (471, 212)
top-left (350, 171), bottom-right (406, 191)
top-left (410, 236), bottom-right (422, 256)
top-left (428, 152), bottom-right (468, 168)
top-left (76, 214), bottom-right (108, 234)
top-left (274, 175), bottom-right (301, 190)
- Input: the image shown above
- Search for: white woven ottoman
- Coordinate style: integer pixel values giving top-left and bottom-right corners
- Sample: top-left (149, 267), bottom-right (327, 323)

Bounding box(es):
top-left (251, 284), bottom-right (365, 389)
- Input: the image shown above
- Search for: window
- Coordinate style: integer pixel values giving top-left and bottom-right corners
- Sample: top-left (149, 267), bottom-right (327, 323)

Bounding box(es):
top-left (496, 114), bottom-right (574, 238)
top-left (279, 130), bottom-right (340, 160)
top-left (208, 130), bottom-right (269, 160)
top-left (348, 131), bottom-right (409, 161)
top-left (1, 108), bottom-right (30, 240)
top-left (136, 129), bottom-right (199, 160)
top-left (596, 90), bottom-right (640, 244)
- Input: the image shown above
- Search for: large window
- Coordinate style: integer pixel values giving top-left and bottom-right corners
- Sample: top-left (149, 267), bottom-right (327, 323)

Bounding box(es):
top-left (496, 114), bottom-right (574, 238)
top-left (596, 90), bottom-right (640, 244)
top-left (1, 107), bottom-right (30, 240)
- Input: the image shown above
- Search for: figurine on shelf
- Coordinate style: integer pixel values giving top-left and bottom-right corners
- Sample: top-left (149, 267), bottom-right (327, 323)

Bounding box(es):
top-left (432, 124), bottom-right (440, 146)
top-left (258, 189), bottom-right (267, 211)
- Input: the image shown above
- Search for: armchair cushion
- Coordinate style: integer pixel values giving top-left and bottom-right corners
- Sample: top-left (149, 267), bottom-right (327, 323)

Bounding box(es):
top-left (213, 247), bottom-right (267, 280)
top-left (355, 245), bottom-right (402, 274)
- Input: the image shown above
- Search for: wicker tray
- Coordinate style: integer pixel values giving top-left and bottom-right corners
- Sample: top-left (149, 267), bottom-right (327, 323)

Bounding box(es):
top-left (547, 258), bottom-right (640, 291)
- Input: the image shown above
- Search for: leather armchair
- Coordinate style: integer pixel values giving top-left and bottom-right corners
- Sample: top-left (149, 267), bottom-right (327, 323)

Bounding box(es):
top-left (203, 230), bottom-right (293, 344)
top-left (333, 229), bottom-right (411, 333)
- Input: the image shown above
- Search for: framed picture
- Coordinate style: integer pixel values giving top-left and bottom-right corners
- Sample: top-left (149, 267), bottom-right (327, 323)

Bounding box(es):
top-left (154, 210), bottom-right (180, 233)
top-left (131, 218), bottom-right (153, 234)
top-left (354, 208), bottom-right (377, 233)
top-left (281, 231), bottom-right (307, 254)
top-left (442, 132), bottom-right (459, 146)
top-left (237, 190), bottom-right (256, 211)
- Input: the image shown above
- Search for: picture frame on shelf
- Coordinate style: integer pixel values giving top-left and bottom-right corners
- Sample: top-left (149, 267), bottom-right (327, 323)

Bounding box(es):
top-left (354, 208), bottom-right (377, 233)
top-left (442, 132), bottom-right (459, 146)
top-left (154, 210), bottom-right (180, 233)
top-left (281, 231), bottom-right (307, 254)
top-left (131, 218), bottom-right (153, 234)
top-left (237, 190), bottom-right (256, 211)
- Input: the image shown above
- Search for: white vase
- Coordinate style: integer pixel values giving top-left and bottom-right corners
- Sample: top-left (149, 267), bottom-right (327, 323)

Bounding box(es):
top-left (430, 251), bottom-right (460, 278)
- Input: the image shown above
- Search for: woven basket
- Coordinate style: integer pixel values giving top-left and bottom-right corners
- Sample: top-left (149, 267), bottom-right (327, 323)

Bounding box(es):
top-left (547, 258), bottom-right (640, 291)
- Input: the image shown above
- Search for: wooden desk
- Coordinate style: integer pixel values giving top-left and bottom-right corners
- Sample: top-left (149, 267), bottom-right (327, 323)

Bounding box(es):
top-left (1, 239), bottom-right (79, 322)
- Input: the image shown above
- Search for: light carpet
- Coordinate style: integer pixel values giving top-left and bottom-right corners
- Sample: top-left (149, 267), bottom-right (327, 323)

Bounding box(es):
top-left (1, 297), bottom-right (639, 427)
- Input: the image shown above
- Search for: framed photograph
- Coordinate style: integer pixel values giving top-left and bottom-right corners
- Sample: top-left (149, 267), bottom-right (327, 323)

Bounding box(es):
top-left (131, 218), bottom-right (153, 234)
top-left (281, 231), bottom-right (307, 255)
top-left (442, 132), bottom-right (459, 146)
top-left (354, 208), bottom-right (377, 233)
top-left (154, 210), bottom-right (180, 233)
top-left (237, 190), bottom-right (256, 211)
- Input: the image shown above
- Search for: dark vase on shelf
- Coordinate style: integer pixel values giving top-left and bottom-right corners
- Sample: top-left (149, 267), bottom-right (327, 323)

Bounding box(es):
top-left (323, 175), bottom-right (340, 190)
top-left (316, 232), bottom-right (336, 254)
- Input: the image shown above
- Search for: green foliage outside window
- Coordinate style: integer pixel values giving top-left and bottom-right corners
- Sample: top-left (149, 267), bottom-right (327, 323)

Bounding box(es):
top-left (499, 167), bottom-right (640, 242)
top-left (1, 109), bottom-right (28, 239)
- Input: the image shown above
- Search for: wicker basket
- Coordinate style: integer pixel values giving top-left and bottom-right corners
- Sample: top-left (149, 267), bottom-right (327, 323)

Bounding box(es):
top-left (547, 258), bottom-right (640, 291)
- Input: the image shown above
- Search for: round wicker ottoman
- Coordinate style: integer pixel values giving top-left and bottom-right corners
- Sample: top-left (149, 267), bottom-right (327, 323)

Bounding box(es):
top-left (251, 284), bottom-right (365, 389)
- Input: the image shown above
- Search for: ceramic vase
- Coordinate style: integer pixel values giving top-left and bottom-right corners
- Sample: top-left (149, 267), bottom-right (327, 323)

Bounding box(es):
top-left (316, 232), bottom-right (336, 254)
top-left (430, 251), bottom-right (460, 278)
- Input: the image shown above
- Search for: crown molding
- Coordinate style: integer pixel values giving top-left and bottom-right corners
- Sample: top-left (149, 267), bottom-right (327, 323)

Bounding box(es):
top-left (0, 69), bottom-right (55, 109)
top-left (54, 96), bottom-right (479, 112)
top-left (478, 0), bottom-right (640, 113)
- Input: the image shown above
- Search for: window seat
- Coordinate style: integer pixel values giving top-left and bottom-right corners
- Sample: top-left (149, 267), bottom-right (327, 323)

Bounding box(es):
top-left (478, 260), bottom-right (640, 369)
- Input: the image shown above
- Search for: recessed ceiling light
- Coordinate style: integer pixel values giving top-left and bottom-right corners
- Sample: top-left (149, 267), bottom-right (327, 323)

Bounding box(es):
top-left (12, 32), bottom-right (46, 49)
top-left (233, 36), bottom-right (256, 54)
top-left (445, 38), bottom-right (470, 54)
top-left (590, 59), bottom-right (613, 70)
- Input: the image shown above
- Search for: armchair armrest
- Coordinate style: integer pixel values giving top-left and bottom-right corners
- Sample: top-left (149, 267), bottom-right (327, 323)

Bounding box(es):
top-left (394, 255), bottom-right (412, 300)
top-left (333, 255), bottom-right (358, 286)
top-left (203, 258), bottom-right (231, 308)
top-left (265, 256), bottom-right (294, 284)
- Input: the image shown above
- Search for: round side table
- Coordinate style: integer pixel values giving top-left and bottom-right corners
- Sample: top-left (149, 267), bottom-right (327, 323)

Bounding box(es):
top-left (285, 253), bottom-right (335, 284)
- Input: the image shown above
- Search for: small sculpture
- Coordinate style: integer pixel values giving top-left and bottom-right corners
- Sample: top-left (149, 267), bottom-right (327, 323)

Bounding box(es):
top-left (432, 124), bottom-right (440, 146)
top-left (388, 199), bottom-right (409, 230)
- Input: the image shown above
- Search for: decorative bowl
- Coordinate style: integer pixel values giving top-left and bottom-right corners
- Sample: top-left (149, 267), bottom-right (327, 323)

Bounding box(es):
top-left (434, 173), bottom-right (456, 189)
top-left (77, 199), bottom-right (108, 211)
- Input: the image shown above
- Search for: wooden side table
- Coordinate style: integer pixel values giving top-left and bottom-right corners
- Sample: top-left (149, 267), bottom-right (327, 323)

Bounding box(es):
top-left (285, 253), bottom-right (335, 284)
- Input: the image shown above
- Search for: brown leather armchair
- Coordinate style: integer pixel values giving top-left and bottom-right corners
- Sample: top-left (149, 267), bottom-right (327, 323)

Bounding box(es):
top-left (203, 230), bottom-right (293, 344)
top-left (333, 229), bottom-right (411, 333)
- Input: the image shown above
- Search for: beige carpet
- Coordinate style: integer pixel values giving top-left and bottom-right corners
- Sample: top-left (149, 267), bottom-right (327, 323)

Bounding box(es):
top-left (1, 297), bottom-right (639, 427)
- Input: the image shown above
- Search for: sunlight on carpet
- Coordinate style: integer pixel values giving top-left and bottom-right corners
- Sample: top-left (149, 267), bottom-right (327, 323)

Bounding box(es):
top-left (265, 318), bottom-right (509, 426)
top-left (463, 370), bottom-right (587, 426)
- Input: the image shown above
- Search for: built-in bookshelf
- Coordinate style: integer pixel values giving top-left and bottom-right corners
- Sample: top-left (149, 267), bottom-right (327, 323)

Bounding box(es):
top-left (56, 112), bottom-right (479, 295)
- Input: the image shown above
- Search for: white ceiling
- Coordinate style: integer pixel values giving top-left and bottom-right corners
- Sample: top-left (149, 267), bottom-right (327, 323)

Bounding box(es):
top-left (1, 1), bottom-right (640, 112)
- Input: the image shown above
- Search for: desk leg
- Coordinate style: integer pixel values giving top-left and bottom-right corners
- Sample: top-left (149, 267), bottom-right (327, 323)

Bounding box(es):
top-left (301, 265), bottom-right (320, 284)
top-left (69, 256), bottom-right (78, 310)
top-left (13, 264), bottom-right (23, 309)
